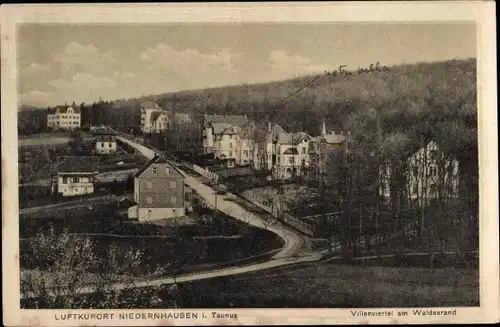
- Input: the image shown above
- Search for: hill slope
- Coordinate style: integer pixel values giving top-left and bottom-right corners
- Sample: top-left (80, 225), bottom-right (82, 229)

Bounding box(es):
top-left (19, 58), bottom-right (477, 155)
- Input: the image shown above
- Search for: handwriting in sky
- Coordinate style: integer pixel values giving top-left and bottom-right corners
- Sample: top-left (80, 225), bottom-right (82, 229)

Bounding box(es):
top-left (324, 62), bottom-right (390, 77)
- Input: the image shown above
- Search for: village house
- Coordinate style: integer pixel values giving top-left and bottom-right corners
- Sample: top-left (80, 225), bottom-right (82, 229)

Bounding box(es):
top-left (202, 114), bottom-right (249, 155)
top-left (379, 140), bottom-right (460, 206)
top-left (255, 123), bottom-right (313, 179)
top-left (47, 105), bottom-right (81, 130)
top-left (128, 154), bottom-right (186, 221)
top-left (95, 132), bottom-right (117, 154)
top-left (309, 121), bottom-right (350, 179)
top-left (140, 101), bottom-right (169, 134)
top-left (54, 156), bottom-right (99, 197)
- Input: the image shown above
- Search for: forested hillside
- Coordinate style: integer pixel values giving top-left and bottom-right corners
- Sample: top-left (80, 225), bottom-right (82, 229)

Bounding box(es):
top-left (19, 58), bottom-right (477, 161)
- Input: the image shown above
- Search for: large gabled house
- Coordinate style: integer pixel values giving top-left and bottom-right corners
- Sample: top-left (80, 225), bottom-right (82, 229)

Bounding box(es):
top-left (379, 140), bottom-right (460, 206)
top-left (255, 123), bottom-right (313, 179)
top-left (140, 102), bottom-right (169, 134)
top-left (47, 105), bottom-right (81, 130)
top-left (128, 154), bottom-right (186, 221)
top-left (202, 114), bottom-right (249, 155)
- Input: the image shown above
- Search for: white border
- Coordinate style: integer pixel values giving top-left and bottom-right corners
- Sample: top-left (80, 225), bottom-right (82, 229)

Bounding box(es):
top-left (2, 2), bottom-right (498, 326)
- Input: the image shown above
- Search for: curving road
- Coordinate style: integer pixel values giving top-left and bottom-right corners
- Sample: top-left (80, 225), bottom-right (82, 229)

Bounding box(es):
top-left (116, 135), bottom-right (306, 260)
top-left (21, 136), bottom-right (324, 299)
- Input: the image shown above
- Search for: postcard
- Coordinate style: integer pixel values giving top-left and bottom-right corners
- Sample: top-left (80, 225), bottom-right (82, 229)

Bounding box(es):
top-left (2, 2), bottom-right (498, 326)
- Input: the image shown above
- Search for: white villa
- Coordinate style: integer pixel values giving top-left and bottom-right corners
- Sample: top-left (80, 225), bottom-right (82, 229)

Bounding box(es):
top-left (140, 102), bottom-right (168, 134)
top-left (379, 140), bottom-right (460, 205)
top-left (202, 114), bottom-right (249, 155)
top-left (255, 123), bottom-right (313, 179)
top-left (47, 106), bottom-right (81, 130)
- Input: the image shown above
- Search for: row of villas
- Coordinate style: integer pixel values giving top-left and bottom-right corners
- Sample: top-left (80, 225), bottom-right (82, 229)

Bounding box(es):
top-left (202, 113), bottom-right (347, 179)
top-left (200, 112), bottom-right (460, 203)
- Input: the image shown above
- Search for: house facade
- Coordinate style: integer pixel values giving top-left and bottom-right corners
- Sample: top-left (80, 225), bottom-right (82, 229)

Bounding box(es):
top-left (140, 102), bottom-right (168, 134)
top-left (129, 154), bottom-right (185, 221)
top-left (95, 133), bottom-right (117, 154)
top-left (56, 156), bottom-right (99, 197)
top-left (255, 124), bottom-right (313, 179)
top-left (47, 106), bottom-right (81, 130)
top-left (202, 114), bottom-right (248, 154)
top-left (379, 140), bottom-right (460, 205)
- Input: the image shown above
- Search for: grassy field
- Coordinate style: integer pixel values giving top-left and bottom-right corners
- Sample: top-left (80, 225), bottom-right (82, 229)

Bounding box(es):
top-left (18, 132), bottom-right (94, 147)
top-left (176, 262), bottom-right (479, 308)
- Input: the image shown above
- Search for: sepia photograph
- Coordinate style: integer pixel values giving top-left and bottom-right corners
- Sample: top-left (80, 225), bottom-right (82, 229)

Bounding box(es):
top-left (2, 2), bottom-right (498, 326)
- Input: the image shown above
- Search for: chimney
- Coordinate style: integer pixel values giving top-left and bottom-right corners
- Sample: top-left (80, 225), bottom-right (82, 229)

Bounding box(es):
top-left (330, 130), bottom-right (335, 136)
top-left (321, 120), bottom-right (326, 135)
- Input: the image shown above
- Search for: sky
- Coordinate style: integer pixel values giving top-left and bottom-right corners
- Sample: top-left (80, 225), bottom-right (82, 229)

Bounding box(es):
top-left (18, 23), bottom-right (476, 107)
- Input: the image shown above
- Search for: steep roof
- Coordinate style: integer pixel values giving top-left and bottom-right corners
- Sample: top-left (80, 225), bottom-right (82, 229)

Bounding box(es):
top-left (133, 153), bottom-right (184, 178)
top-left (265, 124), bottom-right (287, 143)
top-left (58, 156), bottom-right (99, 174)
top-left (276, 132), bottom-right (312, 145)
top-left (54, 106), bottom-right (81, 114)
top-left (212, 123), bottom-right (238, 135)
top-left (204, 114), bottom-right (248, 128)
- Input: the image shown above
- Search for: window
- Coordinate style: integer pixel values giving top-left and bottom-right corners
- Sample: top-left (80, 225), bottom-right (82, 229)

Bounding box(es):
top-left (101, 142), bottom-right (104, 148)
top-left (170, 181), bottom-right (176, 189)
top-left (243, 150), bottom-right (248, 157)
top-left (289, 157), bottom-right (294, 164)
top-left (412, 184), bottom-right (418, 194)
top-left (429, 166), bottom-right (437, 177)
top-left (171, 196), bottom-right (177, 205)
top-left (165, 168), bottom-right (170, 175)
top-left (146, 181), bottom-right (153, 189)
top-left (301, 148), bottom-right (306, 154)
top-left (62, 177), bottom-right (67, 184)
top-left (146, 196), bottom-right (153, 204)
top-left (108, 142), bottom-right (112, 148)
top-left (229, 143), bottom-right (233, 149)
top-left (68, 177), bottom-right (74, 183)
top-left (152, 167), bottom-right (157, 174)
top-left (229, 151), bottom-right (233, 157)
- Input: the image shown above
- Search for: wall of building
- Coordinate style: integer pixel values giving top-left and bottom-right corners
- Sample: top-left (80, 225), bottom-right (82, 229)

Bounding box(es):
top-left (57, 175), bottom-right (94, 196)
top-left (96, 141), bottom-right (117, 154)
top-left (137, 207), bottom-right (185, 221)
top-left (47, 112), bottom-right (81, 130)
